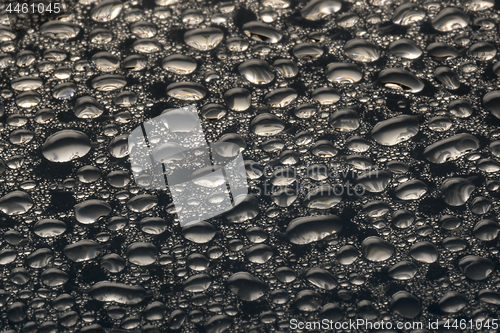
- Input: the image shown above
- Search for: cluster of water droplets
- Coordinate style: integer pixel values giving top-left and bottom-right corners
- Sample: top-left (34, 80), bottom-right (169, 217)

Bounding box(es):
top-left (1, 0), bottom-right (500, 331)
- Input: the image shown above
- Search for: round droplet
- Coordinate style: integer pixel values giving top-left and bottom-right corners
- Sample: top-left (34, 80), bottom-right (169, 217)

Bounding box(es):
top-left (300, 0), bottom-right (341, 20)
top-left (388, 261), bottom-right (418, 280)
top-left (64, 240), bottom-right (102, 262)
top-left (127, 242), bottom-right (157, 266)
top-left (293, 43), bottom-right (324, 60)
top-left (264, 88), bottom-right (297, 107)
top-left (483, 91), bottom-right (500, 119)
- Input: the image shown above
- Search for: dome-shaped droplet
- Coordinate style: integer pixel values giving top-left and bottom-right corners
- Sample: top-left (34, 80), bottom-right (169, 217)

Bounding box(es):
top-left (92, 51), bottom-right (120, 72)
top-left (361, 236), bottom-right (394, 262)
top-left (273, 59), bottom-right (299, 78)
top-left (409, 241), bottom-right (438, 263)
top-left (388, 261), bottom-right (418, 280)
top-left (182, 221), bottom-right (216, 243)
top-left (431, 8), bottom-right (469, 32)
top-left (344, 39), bottom-right (381, 62)
top-left (392, 3), bottom-right (425, 25)
top-left (75, 199), bottom-right (112, 224)
top-left (89, 281), bottom-right (147, 304)
top-left (42, 130), bottom-right (91, 162)
top-left (388, 39), bottom-right (422, 59)
top-left (378, 68), bottom-right (424, 93)
top-left (127, 242), bottom-right (157, 266)
top-left (371, 115), bottom-right (419, 146)
top-left (91, 75), bottom-right (127, 91)
top-left (483, 91), bottom-right (500, 119)
top-left (264, 88), bottom-right (297, 107)
top-left (162, 54), bottom-right (197, 74)
top-left (330, 108), bottom-right (359, 131)
top-left (64, 240), bottom-right (103, 262)
top-left (300, 0), bottom-right (341, 21)
top-left (242, 21), bottom-right (283, 43)
top-left (390, 291), bottom-right (421, 318)
top-left (74, 96), bottom-right (104, 119)
top-left (91, 0), bottom-right (123, 22)
top-left (286, 215), bottom-right (342, 245)
top-left (434, 66), bottom-right (460, 90)
top-left (184, 27), bottom-right (224, 51)
top-left (311, 87), bottom-right (340, 105)
top-left (394, 179), bottom-right (428, 200)
top-left (238, 59), bottom-right (275, 85)
top-left (250, 113), bottom-right (285, 136)
top-left (427, 42), bottom-right (458, 61)
top-left (40, 21), bottom-right (80, 39)
top-left (293, 43), bottom-right (324, 60)
top-left (227, 272), bottom-right (268, 301)
top-left (34, 219), bottom-right (67, 237)
top-left (166, 82), bottom-right (206, 100)
top-left (325, 62), bottom-right (363, 83)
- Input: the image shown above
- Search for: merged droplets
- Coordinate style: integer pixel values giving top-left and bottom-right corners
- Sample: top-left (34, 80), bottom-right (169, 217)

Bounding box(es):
top-left (424, 133), bottom-right (480, 164)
